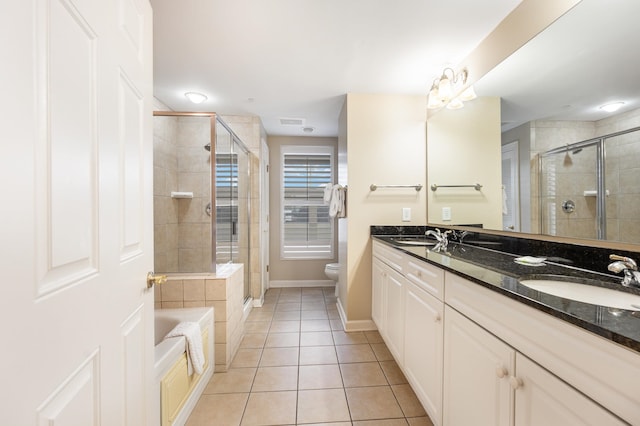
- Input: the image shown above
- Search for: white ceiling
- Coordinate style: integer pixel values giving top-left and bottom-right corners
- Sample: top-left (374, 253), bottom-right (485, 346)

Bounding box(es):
top-left (151, 0), bottom-right (522, 137)
top-left (474, 0), bottom-right (640, 131)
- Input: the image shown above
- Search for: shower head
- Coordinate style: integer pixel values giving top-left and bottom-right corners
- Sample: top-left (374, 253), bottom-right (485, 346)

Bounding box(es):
top-left (204, 143), bottom-right (211, 152)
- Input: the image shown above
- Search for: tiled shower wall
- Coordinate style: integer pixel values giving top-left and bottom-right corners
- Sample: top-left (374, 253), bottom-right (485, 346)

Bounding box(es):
top-left (154, 115), bottom-right (213, 272)
top-left (530, 107), bottom-right (640, 243)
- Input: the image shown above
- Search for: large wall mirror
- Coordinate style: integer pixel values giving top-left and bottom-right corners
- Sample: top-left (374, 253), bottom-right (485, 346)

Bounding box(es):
top-left (427, 0), bottom-right (640, 249)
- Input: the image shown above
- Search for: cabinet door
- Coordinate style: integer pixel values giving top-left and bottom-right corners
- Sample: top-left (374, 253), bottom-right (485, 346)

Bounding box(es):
top-left (443, 307), bottom-right (514, 426)
top-left (514, 354), bottom-right (626, 426)
top-left (385, 268), bottom-right (406, 363)
top-left (372, 258), bottom-right (386, 334)
top-left (404, 281), bottom-right (444, 426)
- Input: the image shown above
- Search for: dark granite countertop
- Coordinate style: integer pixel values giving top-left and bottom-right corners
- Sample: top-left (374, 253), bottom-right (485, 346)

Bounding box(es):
top-left (372, 234), bottom-right (640, 354)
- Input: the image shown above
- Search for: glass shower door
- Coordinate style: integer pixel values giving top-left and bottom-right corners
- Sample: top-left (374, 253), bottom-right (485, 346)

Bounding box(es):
top-left (539, 143), bottom-right (600, 240)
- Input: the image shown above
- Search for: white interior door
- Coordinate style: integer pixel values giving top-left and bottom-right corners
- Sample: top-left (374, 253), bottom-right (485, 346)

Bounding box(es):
top-left (1, 1), bottom-right (154, 424)
top-left (501, 141), bottom-right (520, 232)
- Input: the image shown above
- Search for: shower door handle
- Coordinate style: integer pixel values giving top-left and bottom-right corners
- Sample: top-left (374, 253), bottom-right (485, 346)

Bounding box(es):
top-left (232, 221), bottom-right (237, 235)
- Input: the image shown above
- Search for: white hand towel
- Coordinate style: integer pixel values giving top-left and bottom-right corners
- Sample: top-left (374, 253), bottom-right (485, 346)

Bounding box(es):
top-left (323, 183), bottom-right (333, 204)
top-left (164, 322), bottom-right (205, 376)
top-left (329, 185), bottom-right (343, 218)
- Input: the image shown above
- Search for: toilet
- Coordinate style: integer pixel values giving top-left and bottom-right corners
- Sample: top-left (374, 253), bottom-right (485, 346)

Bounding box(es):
top-left (324, 263), bottom-right (340, 296)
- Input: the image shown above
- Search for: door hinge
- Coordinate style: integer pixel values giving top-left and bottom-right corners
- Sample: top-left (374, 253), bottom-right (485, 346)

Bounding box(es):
top-left (266, 265), bottom-right (269, 272)
top-left (266, 164), bottom-right (269, 173)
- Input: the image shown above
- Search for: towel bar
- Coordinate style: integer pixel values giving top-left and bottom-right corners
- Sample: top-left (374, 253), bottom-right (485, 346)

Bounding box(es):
top-left (370, 184), bottom-right (423, 192)
top-left (430, 183), bottom-right (482, 191)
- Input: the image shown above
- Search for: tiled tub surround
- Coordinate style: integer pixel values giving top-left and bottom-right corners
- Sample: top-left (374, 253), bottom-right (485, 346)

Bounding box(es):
top-left (371, 226), bottom-right (640, 352)
top-left (155, 264), bottom-right (247, 372)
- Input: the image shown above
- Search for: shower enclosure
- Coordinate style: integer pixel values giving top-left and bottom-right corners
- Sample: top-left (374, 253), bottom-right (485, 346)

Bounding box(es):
top-left (153, 112), bottom-right (251, 299)
top-left (539, 126), bottom-right (640, 244)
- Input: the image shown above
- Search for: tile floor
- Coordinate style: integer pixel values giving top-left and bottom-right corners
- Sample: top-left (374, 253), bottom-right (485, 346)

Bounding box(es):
top-left (186, 287), bottom-right (435, 426)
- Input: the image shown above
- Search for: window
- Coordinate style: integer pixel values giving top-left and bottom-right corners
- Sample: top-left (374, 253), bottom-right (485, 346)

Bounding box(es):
top-left (280, 145), bottom-right (334, 259)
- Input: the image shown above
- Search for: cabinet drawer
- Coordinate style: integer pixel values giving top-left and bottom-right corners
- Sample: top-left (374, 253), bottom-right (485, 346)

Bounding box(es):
top-left (404, 255), bottom-right (444, 300)
top-left (373, 241), bottom-right (404, 272)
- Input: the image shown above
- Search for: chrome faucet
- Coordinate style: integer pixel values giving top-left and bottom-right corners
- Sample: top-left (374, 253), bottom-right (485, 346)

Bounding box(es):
top-left (425, 228), bottom-right (452, 249)
top-left (608, 254), bottom-right (640, 288)
top-left (451, 230), bottom-right (470, 244)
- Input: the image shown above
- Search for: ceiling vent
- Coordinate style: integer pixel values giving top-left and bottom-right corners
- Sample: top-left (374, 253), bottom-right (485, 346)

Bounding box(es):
top-left (280, 117), bottom-right (305, 126)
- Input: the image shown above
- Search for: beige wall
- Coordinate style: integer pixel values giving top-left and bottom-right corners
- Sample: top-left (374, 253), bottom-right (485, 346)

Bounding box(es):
top-left (267, 135), bottom-right (339, 282)
top-left (427, 97), bottom-right (502, 229)
top-left (340, 93), bottom-right (428, 324)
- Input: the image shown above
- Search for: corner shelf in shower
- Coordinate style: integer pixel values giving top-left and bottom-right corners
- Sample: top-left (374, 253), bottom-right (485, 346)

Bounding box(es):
top-left (583, 190), bottom-right (610, 197)
top-left (171, 191), bottom-right (194, 199)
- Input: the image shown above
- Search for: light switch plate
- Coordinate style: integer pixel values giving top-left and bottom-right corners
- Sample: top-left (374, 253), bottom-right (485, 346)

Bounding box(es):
top-left (402, 207), bottom-right (411, 222)
top-left (442, 207), bottom-right (452, 221)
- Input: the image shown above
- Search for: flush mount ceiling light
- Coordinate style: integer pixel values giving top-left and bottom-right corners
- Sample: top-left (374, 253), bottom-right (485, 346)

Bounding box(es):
top-left (599, 102), bottom-right (625, 113)
top-left (184, 92), bottom-right (208, 104)
top-left (427, 67), bottom-right (477, 110)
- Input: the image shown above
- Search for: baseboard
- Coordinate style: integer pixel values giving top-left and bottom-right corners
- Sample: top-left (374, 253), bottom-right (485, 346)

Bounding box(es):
top-left (336, 297), bottom-right (377, 332)
top-left (269, 279), bottom-right (335, 288)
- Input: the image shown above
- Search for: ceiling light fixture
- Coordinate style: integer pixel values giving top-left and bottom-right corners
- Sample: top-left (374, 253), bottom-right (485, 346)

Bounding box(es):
top-left (184, 92), bottom-right (208, 104)
top-left (599, 102), bottom-right (625, 113)
top-left (428, 67), bottom-right (477, 110)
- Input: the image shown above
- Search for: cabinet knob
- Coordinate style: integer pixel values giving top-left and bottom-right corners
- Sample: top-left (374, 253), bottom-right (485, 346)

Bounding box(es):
top-left (434, 313), bottom-right (441, 322)
top-left (495, 366), bottom-right (508, 378)
top-left (416, 271), bottom-right (422, 278)
top-left (509, 376), bottom-right (523, 390)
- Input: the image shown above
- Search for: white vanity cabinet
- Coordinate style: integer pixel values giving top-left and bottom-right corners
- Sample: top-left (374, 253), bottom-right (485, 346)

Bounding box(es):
top-left (371, 239), bottom-right (639, 425)
top-left (442, 307), bottom-right (624, 426)
top-left (372, 241), bottom-right (445, 425)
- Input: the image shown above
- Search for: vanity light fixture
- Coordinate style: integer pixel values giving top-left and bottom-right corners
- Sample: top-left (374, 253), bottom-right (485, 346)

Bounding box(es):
top-left (427, 67), bottom-right (477, 110)
top-left (599, 102), bottom-right (625, 113)
top-left (184, 91), bottom-right (208, 104)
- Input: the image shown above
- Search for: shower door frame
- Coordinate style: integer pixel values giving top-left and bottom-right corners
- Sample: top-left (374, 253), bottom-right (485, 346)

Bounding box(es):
top-left (153, 111), bottom-right (219, 269)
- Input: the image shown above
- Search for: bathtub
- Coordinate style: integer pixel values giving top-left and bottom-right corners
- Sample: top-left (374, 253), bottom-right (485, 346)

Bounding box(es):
top-left (153, 308), bottom-right (214, 426)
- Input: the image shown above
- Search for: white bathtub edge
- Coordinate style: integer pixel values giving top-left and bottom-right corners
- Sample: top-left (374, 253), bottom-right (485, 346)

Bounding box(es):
top-left (153, 307), bottom-right (215, 426)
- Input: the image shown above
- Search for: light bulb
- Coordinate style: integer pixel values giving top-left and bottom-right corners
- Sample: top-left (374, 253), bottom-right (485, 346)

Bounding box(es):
top-left (438, 76), bottom-right (452, 102)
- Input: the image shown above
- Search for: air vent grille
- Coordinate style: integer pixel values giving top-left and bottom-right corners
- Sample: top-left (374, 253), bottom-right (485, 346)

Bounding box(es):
top-left (280, 117), bottom-right (305, 126)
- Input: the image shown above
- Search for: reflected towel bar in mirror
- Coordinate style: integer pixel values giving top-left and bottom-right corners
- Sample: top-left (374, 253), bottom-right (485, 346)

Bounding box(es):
top-left (430, 183), bottom-right (482, 191)
top-left (370, 184), bottom-right (423, 192)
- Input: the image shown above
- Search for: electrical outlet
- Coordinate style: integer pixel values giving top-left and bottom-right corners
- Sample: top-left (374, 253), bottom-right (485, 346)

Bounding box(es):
top-left (442, 207), bottom-right (452, 221)
top-left (402, 207), bottom-right (411, 222)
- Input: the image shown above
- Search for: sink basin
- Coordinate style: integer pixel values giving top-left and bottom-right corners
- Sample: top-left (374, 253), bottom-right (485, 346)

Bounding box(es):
top-left (392, 238), bottom-right (436, 246)
top-left (519, 278), bottom-right (640, 311)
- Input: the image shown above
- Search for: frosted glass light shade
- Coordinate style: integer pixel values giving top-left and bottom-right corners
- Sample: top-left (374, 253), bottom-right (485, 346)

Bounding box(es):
top-left (185, 92), bottom-right (208, 104)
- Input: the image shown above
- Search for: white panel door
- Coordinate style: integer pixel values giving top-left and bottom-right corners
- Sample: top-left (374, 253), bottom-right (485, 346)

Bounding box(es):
top-left (514, 354), bottom-right (625, 426)
top-left (404, 281), bottom-right (444, 426)
top-left (501, 141), bottom-right (520, 232)
top-left (384, 268), bottom-right (405, 364)
top-left (1, 0), bottom-right (154, 425)
top-left (443, 307), bottom-right (514, 426)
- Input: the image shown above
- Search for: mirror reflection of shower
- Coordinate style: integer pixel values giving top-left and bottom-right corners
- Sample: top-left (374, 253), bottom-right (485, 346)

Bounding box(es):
top-left (539, 126), bottom-right (640, 243)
